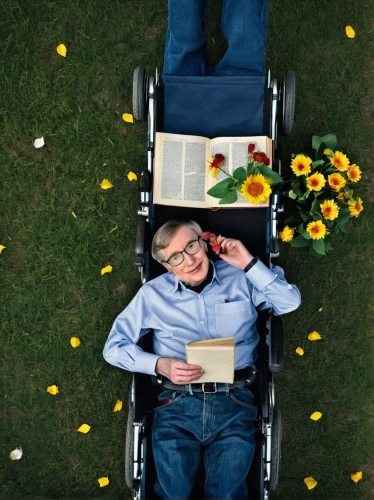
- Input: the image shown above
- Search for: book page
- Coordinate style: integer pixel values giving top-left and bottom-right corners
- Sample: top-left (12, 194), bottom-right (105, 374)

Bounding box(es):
top-left (186, 343), bottom-right (235, 384)
top-left (153, 133), bottom-right (210, 207)
top-left (187, 337), bottom-right (235, 348)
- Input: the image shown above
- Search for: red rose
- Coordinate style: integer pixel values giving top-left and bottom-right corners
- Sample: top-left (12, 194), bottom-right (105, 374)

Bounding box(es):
top-left (215, 153), bottom-right (225, 162)
top-left (201, 231), bottom-right (215, 241)
top-left (248, 143), bottom-right (255, 154)
top-left (211, 243), bottom-right (221, 254)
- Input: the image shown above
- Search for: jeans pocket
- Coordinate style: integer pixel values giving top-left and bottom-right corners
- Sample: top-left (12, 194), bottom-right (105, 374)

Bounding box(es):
top-left (156, 390), bottom-right (185, 410)
top-left (229, 387), bottom-right (255, 409)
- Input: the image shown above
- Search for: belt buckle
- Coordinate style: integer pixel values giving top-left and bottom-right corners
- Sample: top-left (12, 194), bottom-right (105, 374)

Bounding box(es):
top-left (202, 382), bottom-right (217, 394)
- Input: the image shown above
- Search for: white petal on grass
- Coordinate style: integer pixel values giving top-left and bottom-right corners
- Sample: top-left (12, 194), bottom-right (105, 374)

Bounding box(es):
top-left (10, 447), bottom-right (23, 460)
top-left (34, 137), bottom-right (45, 149)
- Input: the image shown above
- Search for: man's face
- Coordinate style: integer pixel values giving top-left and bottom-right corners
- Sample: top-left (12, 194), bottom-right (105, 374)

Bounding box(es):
top-left (161, 226), bottom-right (209, 286)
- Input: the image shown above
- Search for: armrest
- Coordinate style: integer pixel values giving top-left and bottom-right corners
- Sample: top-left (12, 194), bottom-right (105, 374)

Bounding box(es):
top-left (135, 219), bottom-right (145, 267)
top-left (268, 314), bottom-right (284, 372)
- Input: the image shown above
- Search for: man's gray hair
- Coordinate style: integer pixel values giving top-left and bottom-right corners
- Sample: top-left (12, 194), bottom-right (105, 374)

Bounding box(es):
top-left (151, 219), bottom-right (203, 261)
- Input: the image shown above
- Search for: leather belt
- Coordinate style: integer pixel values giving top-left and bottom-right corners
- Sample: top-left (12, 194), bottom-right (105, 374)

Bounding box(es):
top-left (161, 366), bottom-right (257, 394)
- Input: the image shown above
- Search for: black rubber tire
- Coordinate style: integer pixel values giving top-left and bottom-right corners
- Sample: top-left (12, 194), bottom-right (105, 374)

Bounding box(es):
top-left (124, 403), bottom-right (135, 489)
top-left (283, 71), bottom-right (296, 135)
top-left (269, 409), bottom-right (282, 491)
top-left (133, 65), bottom-right (146, 121)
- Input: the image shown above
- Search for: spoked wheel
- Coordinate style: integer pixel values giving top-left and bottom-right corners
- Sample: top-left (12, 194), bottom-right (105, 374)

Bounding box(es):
top-left (133, 65), bottom-right (147, 121)
top-left (125, 396), bottom-right (135, 489)
top-left (282, 71), bottom-right (296, 135)
top-left (269, 409), bottom-right (282, 491)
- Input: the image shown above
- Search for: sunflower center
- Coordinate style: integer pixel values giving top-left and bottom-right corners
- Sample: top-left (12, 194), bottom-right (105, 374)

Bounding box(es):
top-left (248, 182), bottom-right (264, 196)
top-left (310, 179), bottom-right (319, 187)
top-left (311, 226), bottom-right (320, 235)
top-left (334, 158), bottom-right (342, 167)
top-left (297, 164), bottom-right (304, 171)
top-left (324, 207), bottom-right (331, 215)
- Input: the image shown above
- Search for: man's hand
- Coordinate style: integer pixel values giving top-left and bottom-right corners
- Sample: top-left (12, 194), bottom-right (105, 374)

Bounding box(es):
top-left (216, 235), bottom-right (254, 270)
top-left (156, 358), bottom-right (204, 384)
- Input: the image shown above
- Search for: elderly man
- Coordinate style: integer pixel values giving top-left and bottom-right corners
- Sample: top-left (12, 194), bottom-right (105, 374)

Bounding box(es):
top-left (103, 219), bottom-right (301, 499)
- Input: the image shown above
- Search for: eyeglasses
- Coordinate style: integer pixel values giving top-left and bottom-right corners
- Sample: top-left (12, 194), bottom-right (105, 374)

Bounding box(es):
top-left (163, 237), bottom-right (201, 267)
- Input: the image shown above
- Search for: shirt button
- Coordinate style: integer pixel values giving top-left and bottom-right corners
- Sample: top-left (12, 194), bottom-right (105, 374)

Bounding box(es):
top-left (198, 296), bottom-right (201, 299)
top-left (287, 284), bottom-right (293, 289)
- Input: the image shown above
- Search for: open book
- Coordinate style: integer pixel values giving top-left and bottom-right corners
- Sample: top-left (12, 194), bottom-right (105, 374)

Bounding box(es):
top-left (186, 337), bottom-right (235, 384)
top-left (153, 132), bottom-right (273, 208)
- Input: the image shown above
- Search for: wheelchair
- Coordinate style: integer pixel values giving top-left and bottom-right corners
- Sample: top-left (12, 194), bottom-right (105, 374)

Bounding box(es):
top-left (125, 65), bottom-right (296, 500)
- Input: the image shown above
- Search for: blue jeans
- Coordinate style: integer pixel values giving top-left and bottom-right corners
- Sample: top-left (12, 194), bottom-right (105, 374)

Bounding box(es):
top-left (152, 387), bottom-right (257, 499)
top-left (164, 0), bottom-right (268, 76)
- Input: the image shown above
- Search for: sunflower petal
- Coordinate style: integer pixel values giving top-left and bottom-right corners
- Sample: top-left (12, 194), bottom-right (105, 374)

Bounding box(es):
top-left (56, 44), bottom-right (67, 57)
top-left (310, 411), bottom-right (322, 421)
top-left (101, 265), bottom-right (113, 276)
top-left (98, 476), bottom-right (109, 487)
top-left (295, 347), bottom-right (304, 356)
top-left (0, 245), bottom-right (6, 254)
top-left (350, 471), bottom-right (363, 483)
top-left (308, 331), bottom-right (322, 341)
top-left (345, 26), bottom-right (355, 38)
top-left (318, 307), bottom-right (323, 312)
top-left (127, 171), bottom-right (137, 181)
top-left (100, 179), bottom-right (113, 190)
top-left (70, 337), bottom-right (81, 348)
top-left (47, 385), bottom-right (59, 395)
top-left (122, 113), bottom-right (134, 123)
top-left (113, 400), bottom-right (123, 412)
top-left (34, 137), bottom-right (45, 148)
top-left (77, 424), bottom-right (91, 434)
top-left (71, 211), bottom-right (78, 218)
top-left (304, 477), bottom-right (318, 490)
top-left (9, 447), bottom-right (23, 460)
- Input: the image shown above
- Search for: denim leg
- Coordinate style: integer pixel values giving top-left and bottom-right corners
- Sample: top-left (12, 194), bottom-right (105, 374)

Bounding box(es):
top-left (164, 0), bottom-right (210, 75)
top-left (215, 0), bottom-right (268, 76)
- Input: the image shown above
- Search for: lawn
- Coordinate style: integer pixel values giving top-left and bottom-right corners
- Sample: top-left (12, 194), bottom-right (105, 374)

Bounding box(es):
top-left (1, 0), bottom-right (373, 498)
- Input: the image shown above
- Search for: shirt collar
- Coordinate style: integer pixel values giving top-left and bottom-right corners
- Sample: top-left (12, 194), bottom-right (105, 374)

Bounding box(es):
top-left (173, 260), bottom-right (222, 293)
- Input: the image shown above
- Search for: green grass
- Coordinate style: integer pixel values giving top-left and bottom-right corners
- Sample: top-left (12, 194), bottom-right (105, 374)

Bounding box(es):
top-left (1, 0), bottom-right (373, 498)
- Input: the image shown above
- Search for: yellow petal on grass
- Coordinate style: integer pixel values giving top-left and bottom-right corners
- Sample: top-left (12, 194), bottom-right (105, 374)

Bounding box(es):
top-left (109, 226), bottom-right (118, 234)
top-left (345, 26), bottom-right (355, 38)
top-left (296, 347), bottom-right (304, 356)
top-left (310, 411), bottom-right (323, 421)
top-left (304, 477), bottom-right (318, 490)
top-left (127, 171), bottom-right (138, 182)
top-left (56, 43), bottom-right (67, 57)
top-left (308, 331), bottom-right (322, 341)
top-left (47, 385), bottom-right (59, 395)
top-left (0, 245), bottom-right (6, 254)
top-left (100, 179), bottom-right (114, 190)
top-left (113, 400), bottom-right (123, 412)
top-left (101, 265), bottom-right (113, 276)
top-left (122, 113), bottom-right (134, 123)
top-left (71, 211), bottom-right (78, 219)
top-left (70, 337), bottom-right (81, 348)
top-left (351, 471), bottom-right (363, 483)
top-left (98, 476), bottom-right (109, 487)
top-left (77, 424), bottom-right (91, 434)
top-left (318, 307), bottom-right (323, 312)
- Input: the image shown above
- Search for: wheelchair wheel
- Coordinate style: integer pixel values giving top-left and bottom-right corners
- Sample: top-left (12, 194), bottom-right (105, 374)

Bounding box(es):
top-left (125, 401), bottom-right (135, 489)
top-left (269, 409), bottom-right (282, 491)
top-left (133, 65), bottom-right (147, 121)
top-left (282, 71), bottom-right (295, 135)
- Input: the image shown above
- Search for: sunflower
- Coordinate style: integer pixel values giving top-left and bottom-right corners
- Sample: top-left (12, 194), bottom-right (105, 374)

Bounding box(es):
top-left (347, 164), bottom-right (361, 182)
top-left (306, 220), bottom-right (328, 240)
top-left (290, 154), bottom-right (312, 176)
top-left (320, 200), bottom-right (340, 220)
top-left (328, 172), bottom-right (346, 191)
top-left (241, 174), bottom-right (272, 205)
top-left (306, 173), bottom-right (326, 191)
top-left (348, 198), bottom-right (364, 218)
top-left (330, 151), bottom-right (350, 171)
top-left (279, 226), bottom-right (295, 242)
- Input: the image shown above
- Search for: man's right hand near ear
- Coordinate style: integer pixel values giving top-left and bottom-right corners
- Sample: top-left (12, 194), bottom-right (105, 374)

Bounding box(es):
top-left (156, 357), bottom-right (204, 384)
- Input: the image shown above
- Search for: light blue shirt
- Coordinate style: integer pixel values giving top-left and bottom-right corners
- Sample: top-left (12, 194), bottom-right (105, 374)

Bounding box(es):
top-left (103, 260), bottom-right (301, 376)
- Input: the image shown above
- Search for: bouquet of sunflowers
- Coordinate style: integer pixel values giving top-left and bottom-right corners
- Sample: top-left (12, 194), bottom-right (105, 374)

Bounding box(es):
top-left (206, 144), bottom-right (283, 205)
top-left (279, 133), bottom-right (363, 256)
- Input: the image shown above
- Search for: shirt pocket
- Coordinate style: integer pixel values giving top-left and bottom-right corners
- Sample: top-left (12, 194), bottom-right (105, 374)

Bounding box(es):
top-left (215, 299), bottom-right (252, 337)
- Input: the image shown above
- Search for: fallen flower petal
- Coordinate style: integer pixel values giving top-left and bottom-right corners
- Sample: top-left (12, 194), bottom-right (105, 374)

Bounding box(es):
top-left (310, 411), bottom-right (322, 421)
top-left (122, 113), bottom-right (134, 123)
top-left (295, 347), bottom-right (304, 356)
top-left (318, 307), bottom-right (323, 312)
top-left (100, 179), bottom-right (113, 190)
top-left (0, 245), bottom-right (6, 254)
top-left (9, 447), bottom-right (23, 460)
top-left (34, 137), bottom-right (45, 149)
top-left (304, 477), bottom-right (318, 490)
top-left (101, 265), bottom-right (113, 276)
top-left (77, 424), bottom-right (91, 434)
top-left (351, 471), bottom-right (363, 483)
top-left (127, 171), bottom-right (137, 181)
top-left (98, 476), bottom-right (109, 487)
top-left (47, 385), bottom-right (59, 395)
top-left (113, 400), bottom-right (123, 412)
top-left (109, 226), bottom-right (118, 234)
top-left (71, 211), bottom-right (78, 218)
top-left (345, 26), bottom-right (355, 38)
top-left (56, 43), bottom-right (67, 57)
top-left (308, 331), bottom-right (322, 341)
top-left (70, 337), bottom-right (81, 348)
